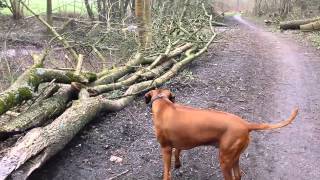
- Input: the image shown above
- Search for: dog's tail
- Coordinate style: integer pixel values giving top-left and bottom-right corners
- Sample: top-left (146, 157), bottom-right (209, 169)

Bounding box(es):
top-left (247, 108), bottom-right (298, 131)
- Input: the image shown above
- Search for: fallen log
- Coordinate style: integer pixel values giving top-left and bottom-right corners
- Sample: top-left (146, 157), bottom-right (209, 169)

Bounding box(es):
top-left (34, 68), bottom-right (96, 84)
top-left (0, 85), bottom-right (78, 136)
top-left (212, 21), bottom-right (227, 27)
top-left (93, 53), bottom-right (143, 85)
top-left (300, 20), bottom-right (320, 32)
top-left (280, 17), bottom-right (320, 30)
top-left (0, 67), bottom-right (95, 116)
top-left (89, 43), bottom-right (193, 95)
top-left (0, 29), bottom-right (216, 179)
top-left (89, 60), bottom-right (174, 95)
top-left (0, 52), bottom-right (47, 116)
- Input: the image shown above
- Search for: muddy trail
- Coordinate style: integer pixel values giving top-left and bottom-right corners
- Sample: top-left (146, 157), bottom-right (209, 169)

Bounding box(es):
top-left (30, 16), bottom-right (320, 180)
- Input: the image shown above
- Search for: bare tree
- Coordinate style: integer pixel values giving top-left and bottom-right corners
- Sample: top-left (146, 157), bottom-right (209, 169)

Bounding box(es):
top-left (10, 0), bottom-right (23, 19)
top-left (84, 0), bottom-right (95, 20)
top-left (47, 0), bottom-right (53, 32)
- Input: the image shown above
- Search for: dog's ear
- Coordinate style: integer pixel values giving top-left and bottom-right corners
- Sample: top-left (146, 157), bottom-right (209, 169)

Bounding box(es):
top-left (169, 92), bottom-right (175, 103)
top-left (144, 91), bottom-right (152, 104)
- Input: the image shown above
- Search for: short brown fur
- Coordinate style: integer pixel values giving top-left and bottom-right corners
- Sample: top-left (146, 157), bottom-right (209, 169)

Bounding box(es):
top-left (145, 89), bottom-right (298, 180)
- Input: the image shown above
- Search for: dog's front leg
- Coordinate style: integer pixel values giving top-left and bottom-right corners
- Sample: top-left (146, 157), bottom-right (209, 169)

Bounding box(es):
top-left (161, 146), bottom-right (172, 180)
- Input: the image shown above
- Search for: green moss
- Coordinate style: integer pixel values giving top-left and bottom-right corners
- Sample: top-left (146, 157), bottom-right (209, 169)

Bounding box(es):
top-left (0, 88), bottom-right (33, 115)
top-left (17, 87), bottom-right (33, 101)
top-left (5, 92), bottom-right (16, 107)
top-left (0, 99), bottom-right (5, 115)
top-left (28, 69), bottom-right (42, 88)
top-left (84, 72), bottom-right (97, 82)
top-left (66, 72), bottom-right (81, 82)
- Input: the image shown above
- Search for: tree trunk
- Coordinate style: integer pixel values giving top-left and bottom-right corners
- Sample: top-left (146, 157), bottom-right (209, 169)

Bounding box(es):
top-left (84, 0), bottom-right (95, 20)
top-left (93, 53), bottom-right (143, 85)
top-left (143, 0), bottom-right (152, 47)
top-left (135, 0), bottom-right (144, 47)
top-left (47, 0), bottom-right (53, 33)
top-left (97, 0), bottom-right (103, 21)
top-left (280, 17), bottom-right (320, 30)
top-left (300, 20), bottom-right (320, 32)
top-left (10, 0), bottom-right (23, 20)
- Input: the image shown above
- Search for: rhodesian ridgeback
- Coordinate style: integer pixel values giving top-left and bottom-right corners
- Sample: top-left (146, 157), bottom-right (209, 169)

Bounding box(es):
top-left (144, 89), bottom-right (298, 180)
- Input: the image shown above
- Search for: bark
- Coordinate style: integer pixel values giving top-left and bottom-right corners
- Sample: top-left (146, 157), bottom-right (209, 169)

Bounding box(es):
top-left (84, 0), bottom-right (95, 20)
top-left (280, 17), bottom-right (320, 30)
top-left (0, 67), bottom-right (95, 116)
top-left (90, 43), bottom-right (194, 94)
top-left (47, 0), bottom-right (53, 33)
top-left (135, 0), bottom-right (145, 47)
top-left (93, 53), bottom-right (143, 85)
top-left (96, 43), bottom-right (191, 83)
top-left (300, 20), bottom-right (320, 32)
top-left (10, 0), bottom-right (23, 19)
top-left (97, 0), bottom-right (102, 20)
top-left (89, 60), bottom-right (173, 95)
top-left (0, 56), bottom-right (45, 116)
top-left (143, 0), bottom-right (152, 47)
top-left (120, 0), bottom-right (125, 19)
top-left (0, 85), bottom-right (77, 135)
top-left (34, 68), bottom-right (96, 84)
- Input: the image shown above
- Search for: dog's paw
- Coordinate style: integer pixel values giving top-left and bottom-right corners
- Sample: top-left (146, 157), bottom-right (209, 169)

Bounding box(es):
top-left (174, 163), bottom-right (181, 169)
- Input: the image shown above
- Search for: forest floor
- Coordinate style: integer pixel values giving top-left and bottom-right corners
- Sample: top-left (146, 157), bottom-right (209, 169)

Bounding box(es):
top-left (3, 15), bottom-right (320, 180)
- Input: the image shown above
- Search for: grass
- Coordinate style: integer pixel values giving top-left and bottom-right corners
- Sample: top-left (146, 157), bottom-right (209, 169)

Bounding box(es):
top-left (0, 0), bottom-right (91, 16)
top-left (308, 32), bottom-right (320, 49)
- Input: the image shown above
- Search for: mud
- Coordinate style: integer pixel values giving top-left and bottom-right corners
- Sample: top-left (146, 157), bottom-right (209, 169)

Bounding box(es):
top-left (29, 16), bottom-right (320, 180)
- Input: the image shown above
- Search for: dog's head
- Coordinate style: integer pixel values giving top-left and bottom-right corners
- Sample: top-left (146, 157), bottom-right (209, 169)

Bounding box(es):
top-left (144, 89), bottom-right (175, 104)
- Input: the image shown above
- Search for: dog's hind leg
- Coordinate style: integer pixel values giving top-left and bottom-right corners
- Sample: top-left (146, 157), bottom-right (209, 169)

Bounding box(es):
top-left (174, 148), bottom-right (182, 169)
top-left (233, 159), bottom-right (241, 180)
top-left (219, 151), bottom-right (234, 180)
top-left (232, 137), bottom-right (250, 180)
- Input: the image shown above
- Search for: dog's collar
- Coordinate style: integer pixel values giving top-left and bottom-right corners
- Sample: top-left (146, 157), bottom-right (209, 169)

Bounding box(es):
top-left (150, 94), bottom-right (166, 106)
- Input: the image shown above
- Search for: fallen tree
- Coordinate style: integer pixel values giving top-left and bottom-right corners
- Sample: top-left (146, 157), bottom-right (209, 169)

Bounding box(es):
top-left (300, 20), bottom-right (320, 32)
top-left (0, 31), bottom-right (216, 179)
top-left (0, 1), bottom-right (218, 179)
top-left (280, 17), bottom-right (320, 30)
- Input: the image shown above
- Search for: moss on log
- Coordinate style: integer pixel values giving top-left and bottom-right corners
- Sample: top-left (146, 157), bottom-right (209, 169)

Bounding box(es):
top-left (0, 85), bottom-right (77, 135)
top-left (0, 61), bottom-right (44, 116)
top-left (0, 88), bottom-right (33, 115)
top-left (0, 67), bottom-right (96, 116)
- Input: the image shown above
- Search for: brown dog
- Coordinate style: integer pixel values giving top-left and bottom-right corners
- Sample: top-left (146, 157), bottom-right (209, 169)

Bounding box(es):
top-left (144, 89), bottom-right (298, 180)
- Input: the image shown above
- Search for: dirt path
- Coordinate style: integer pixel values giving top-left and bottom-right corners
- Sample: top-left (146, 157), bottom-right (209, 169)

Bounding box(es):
top-left (30, 16), bottom-right (320, 180)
